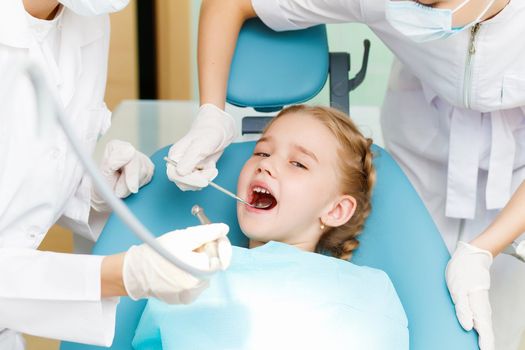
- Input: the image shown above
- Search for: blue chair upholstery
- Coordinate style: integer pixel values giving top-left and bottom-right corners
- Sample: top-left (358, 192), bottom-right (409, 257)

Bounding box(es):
top-left (61, 143), bottom-right (478, 350)
top-left (227, 19), bottom-right (328, 111)
top-left (62, 18), bottom-right (478, 350)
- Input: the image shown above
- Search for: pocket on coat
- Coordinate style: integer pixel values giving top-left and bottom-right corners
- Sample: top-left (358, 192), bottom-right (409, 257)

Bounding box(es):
top-left (83, 104), bottom-right (112, 151)
top-left (501, 75), bottom-right (525, 109)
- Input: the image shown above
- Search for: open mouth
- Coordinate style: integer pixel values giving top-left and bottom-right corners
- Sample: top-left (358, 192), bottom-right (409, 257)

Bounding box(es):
top-left (249, 185), bottom-right (278, 210)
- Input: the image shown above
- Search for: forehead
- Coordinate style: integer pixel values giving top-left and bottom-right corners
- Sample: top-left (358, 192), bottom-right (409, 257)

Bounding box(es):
top-left (262, 112), bottom-right (340, 157)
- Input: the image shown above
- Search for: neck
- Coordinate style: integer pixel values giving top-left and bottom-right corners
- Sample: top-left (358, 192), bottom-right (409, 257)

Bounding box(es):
top-left (23, 0), bottom-right (61, 20)
top-left (482, 0), bottom-right (509, 21)
top-left (249, 240), bottom-right (265, 249)
top-left (248, 239), bottom-right (317, 252)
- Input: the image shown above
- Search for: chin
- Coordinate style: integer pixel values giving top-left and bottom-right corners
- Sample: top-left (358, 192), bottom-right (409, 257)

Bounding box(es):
top-left (238, 220), bottom-right (273, 243)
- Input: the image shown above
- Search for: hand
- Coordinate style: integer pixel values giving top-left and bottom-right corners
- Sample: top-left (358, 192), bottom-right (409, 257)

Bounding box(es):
top-left (446, 242), bottom-right (495, 350)
top-left (122, 223), bottom-right (231, 304)
top-left (91, 140), bottom-right (155, 212)
top-left (166, 104), bottom-right (237, 191)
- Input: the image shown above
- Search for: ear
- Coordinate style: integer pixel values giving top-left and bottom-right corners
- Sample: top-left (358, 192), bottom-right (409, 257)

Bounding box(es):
top-left (321, 195), bottom-right (357, 228)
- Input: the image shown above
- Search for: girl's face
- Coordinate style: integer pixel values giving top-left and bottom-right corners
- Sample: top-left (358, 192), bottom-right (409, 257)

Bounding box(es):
top-left (236, 112), bottom-right (351, 251)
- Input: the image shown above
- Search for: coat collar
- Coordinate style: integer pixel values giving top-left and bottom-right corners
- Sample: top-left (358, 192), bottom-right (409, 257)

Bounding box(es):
top-left (0, 2), bottom-right (104, 49)
top-left (1, 2), bottom-right (105, 107)
top-left (0, 1), bottom-right (33, 48)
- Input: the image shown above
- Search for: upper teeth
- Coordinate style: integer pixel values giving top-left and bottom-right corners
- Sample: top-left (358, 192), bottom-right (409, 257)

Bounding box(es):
top-left (253, 186), bottom-right (270, 194)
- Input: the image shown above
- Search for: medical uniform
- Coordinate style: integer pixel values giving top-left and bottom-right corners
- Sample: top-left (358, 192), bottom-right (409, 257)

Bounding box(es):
top-left (133, 242), bottom-right (408, 350)
top-left (0, 2), bottom-right (116, 348)
top-left (251, 0), bottom-right (525, 348)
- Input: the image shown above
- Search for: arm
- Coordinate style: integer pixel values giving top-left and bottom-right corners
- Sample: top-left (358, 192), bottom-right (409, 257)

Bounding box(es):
top-left (101, 224), bottom-right (232, 303)
top-left (22, 0), bottom-right (61, 20)
top-left (471, 180), bottom-right (525, 256)
top-left (166, 0), bottom-right (255, 190)
top-left (198, 0), bottom-right (257, 108)
top-left (198, 0), bottom-right (365, 108)
top-left (445, 181), bottom-right (525, 350)
top-left (169, 0), bottom-right (365, 191)
top-left (0, 248), bottom-right (118, 346)
top-left (0, 225), bottom-right (229, 345)
top-left (101, 253), bottom-right (127, 297)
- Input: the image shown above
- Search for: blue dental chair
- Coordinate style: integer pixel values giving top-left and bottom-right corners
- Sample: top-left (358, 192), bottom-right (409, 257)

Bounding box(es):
top-left (62, 20), bottom-right (478, 350)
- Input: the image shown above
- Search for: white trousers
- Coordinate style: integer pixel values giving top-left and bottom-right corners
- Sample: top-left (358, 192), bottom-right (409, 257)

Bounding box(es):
top-left (0, 329), bottom-right (25, 350)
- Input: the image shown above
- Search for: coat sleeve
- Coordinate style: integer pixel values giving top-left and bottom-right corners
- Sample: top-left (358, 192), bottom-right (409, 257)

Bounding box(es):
top-left (251, 0), bottom-right (367, 31)
top-left (0, 248), bottom-right (119, 346)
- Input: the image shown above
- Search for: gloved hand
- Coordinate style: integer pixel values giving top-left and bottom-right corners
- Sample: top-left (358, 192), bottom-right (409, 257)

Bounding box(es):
top-left (166, 104), bottom-right (237, 191)
top-left (446, 241), bottom-right (495, 350)
top-left (91, 140), bottom-right (155, 212)
top-left (123, 223), bottom-right (231, 304)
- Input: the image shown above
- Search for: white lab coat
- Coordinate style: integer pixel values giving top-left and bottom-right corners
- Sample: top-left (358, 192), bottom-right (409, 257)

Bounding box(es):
top-left (252, 0), bottom-right (525, 349)
top-left (0, 2), bottom-right (117, 349)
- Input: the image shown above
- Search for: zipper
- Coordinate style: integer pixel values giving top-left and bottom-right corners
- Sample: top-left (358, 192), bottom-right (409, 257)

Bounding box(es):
top-left (463, 23), bottom-right (481, 109)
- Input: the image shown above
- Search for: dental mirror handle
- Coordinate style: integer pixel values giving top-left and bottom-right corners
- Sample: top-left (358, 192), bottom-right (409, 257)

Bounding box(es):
top-left (164, 157), bottom-right (255, 207)
top-left (206, 181), bottom-right (254, 207)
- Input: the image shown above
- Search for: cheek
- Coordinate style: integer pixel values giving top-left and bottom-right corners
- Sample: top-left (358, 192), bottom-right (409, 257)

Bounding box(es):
top-left (281, 175), bottom-right (329, 215)
top-left (288, 176), bottom-right (338, 222)
top-left (237, 161), bottom-right (255, 194)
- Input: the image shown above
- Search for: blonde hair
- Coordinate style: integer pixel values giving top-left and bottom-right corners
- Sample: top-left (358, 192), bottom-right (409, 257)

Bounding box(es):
top-left (267, 105), bottom-right (376, 261)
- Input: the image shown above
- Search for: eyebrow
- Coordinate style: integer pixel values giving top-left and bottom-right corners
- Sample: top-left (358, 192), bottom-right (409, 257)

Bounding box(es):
top-left (258, 136), bottom-right (319, 163)
top-left (293, 143), bottom-right (319, 163)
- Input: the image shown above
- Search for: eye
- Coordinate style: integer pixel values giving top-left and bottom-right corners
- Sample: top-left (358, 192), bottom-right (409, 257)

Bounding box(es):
top-left (254, 152), bottom-right (270, 157)
top-left (413, 0), bottom-right (434, 8)
top-left (290, 161), bottom-right (308, 170)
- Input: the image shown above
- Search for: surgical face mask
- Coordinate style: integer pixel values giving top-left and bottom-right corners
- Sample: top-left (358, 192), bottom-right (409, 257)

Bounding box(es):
top-left (59, 0), bottom-right (129, 16)
top-left (386, 0), bottom-right (496, 43)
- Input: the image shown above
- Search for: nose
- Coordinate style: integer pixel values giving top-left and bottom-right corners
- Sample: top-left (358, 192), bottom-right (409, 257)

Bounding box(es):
top-left (256, 156), bottom-right (277, 178)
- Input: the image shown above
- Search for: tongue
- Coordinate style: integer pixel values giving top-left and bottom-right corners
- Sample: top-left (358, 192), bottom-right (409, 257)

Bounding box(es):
top-left (253, 192), bottom-right (276, 209)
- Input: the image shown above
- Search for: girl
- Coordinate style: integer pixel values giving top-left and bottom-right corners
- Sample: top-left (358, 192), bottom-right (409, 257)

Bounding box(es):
top-left (134, 105), bottom-right (408, 349)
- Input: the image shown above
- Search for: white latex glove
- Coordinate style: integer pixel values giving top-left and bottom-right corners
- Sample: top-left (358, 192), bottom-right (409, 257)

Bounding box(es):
top-left (446, 241), bottom-right (495, 350)
top-left (123, 223), bottom-right (232, 304)
top-left (167, 104), bottom-right (237, 191)
top-left (91, 140), bottom-right (155, 212)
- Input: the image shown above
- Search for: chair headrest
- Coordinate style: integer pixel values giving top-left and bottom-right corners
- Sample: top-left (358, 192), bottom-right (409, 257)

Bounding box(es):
top-left (227, 19), bottom-right (329, 111)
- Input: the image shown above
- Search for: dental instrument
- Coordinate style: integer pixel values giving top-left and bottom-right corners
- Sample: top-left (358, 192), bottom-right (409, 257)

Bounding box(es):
top-left (17, 60), bottom-right (219, 277)
top-left (191, 205), bottom-right (212, 225)
top-left (191, 205), bottom-right (221, 270)
top-left (163, 157), bottom-right (271, 209)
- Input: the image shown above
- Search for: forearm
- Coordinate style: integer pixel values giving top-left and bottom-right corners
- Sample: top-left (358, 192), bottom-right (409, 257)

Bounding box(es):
top-left (23, 0), bottom-right (61, 20)
top-left (471, 181), bottom-right (525, 256)
top-left (198, 0), bottom-right (256, 109)
top-left (101, 253), bottom-right (127, 298)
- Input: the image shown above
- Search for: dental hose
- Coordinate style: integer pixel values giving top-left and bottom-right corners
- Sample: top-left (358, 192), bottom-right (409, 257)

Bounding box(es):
top-left (19, 60), bottom-right (219, 278)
